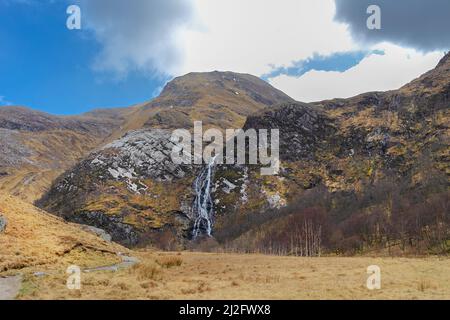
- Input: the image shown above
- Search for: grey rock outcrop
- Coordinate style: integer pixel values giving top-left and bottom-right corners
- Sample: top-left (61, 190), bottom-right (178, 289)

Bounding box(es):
top-left (36, 129), bottom-right (197, 247)
top-left (74, 212), bottom-right (138, 246)
top-left (0, 129), bottom-right (34, 167)
top-left (244, 102), bottom-right (337, 161)
top-left (79, 224), bottom-right (113, 242)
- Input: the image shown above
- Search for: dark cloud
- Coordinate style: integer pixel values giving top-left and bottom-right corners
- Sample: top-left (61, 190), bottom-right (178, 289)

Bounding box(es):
top-left (74, 0), bottom-right (197, 76)
top-left (334, 0), bottom-right (450, 51)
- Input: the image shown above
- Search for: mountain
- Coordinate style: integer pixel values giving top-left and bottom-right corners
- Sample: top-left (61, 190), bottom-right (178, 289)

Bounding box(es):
top-left (211, 53), bottom-right (449, 254)
top-left (0, 72), bottom-right (292, 204)
top-left (8, 58), bottom-right (450, 252)
top-left (0, 106), bottom-right (134, 202)
top-left (139, 71), bottom-right (294, 130)
top-left (95, 71), bottom-right (294, 142)
top-left (31, 72), bottom-right (293, 247)
top-left (35, 129), bottom-right (199, 246)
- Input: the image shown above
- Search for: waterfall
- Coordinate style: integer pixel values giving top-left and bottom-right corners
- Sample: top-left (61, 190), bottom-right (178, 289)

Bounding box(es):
top-left (192, 156), bottom-right (217, 238)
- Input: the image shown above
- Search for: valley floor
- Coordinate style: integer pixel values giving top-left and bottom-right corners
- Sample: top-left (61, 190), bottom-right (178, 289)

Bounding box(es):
top-left (13, 251), bottom-right (450, 300)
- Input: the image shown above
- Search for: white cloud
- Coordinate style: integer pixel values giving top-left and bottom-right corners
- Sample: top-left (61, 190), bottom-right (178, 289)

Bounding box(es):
top-left (76, 0), bottom-right (198, 77)
top-left (268, 43), bottom-right (444, 102)
top-left (58, 0), bottom-right (445, 102)
top-left (180, 0), bottom-right (356, 76)
top-left (75, 0), bottom-right (358, 78)
top-left (0, 96), bottom-right (13, 106)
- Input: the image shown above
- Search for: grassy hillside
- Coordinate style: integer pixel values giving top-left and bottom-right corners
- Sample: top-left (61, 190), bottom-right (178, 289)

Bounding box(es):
top-left (0, 194), bottom-right (126, 274)
top-left (0, 106), bottom-right (134, 202)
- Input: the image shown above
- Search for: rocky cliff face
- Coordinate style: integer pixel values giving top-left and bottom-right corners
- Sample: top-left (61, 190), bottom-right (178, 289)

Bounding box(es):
top-left (34, 72), bottom-right (293, 247)
top-left (36, 129), bottom-right (199, 246)
top-left (244, 102), bottom-right (337, 161)
top-left (32, 57), bottom-right (450, 249)
top-left (210, 54), bottom-right (450, 244)
top-left (1, 72), bottom-right (291, 204)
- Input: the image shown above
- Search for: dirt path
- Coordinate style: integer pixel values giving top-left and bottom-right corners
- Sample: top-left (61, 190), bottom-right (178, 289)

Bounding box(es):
top-left (0, 255), bottom-right (138, 300)
top-left (84, 255), bottom-right (139, 273)
top-left (0, 275), bottom-right (22, 300)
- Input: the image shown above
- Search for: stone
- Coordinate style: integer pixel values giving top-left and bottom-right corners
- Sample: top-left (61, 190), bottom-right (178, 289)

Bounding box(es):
top-left (0, 215), bottom-right (7, 233)
top-left (76, 212), bottom-right (138, 246)
top-left (33, 272), bottom-right (49, 278)
top-left (79, 224), bottom-right (112, 242)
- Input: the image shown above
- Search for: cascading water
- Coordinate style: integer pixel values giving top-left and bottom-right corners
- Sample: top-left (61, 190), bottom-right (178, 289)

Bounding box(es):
top-left (192, 156), bottom-right (217, 238)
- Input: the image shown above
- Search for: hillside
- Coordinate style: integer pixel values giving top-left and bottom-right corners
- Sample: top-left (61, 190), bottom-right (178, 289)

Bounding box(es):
top-left (36, 129), bottom-right (199, 247)
top-left (35, 54), bottom-right (449, 254)
top-left (0, 106), bottom-right (133, 202)
top-left (0, 193), bottom-right (126, 274)
top-left (0, 72), bottom-right (292, 204)
top-left (140, 71), bottom-right (294, 130)
top-left (213, 53), bottom-right (450, 254)
top-left (215, 51), bottom-right (449, 217)
top-left (227, 52), bottom-right (449, 252)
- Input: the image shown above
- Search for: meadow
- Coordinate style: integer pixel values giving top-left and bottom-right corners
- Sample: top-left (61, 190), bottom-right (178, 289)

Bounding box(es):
top-left (15, 251), bottom-right (450, 300)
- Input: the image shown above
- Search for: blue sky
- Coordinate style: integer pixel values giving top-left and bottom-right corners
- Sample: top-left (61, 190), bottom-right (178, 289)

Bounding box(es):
top-left (0, 1), bottom-right (369, 115)
top-left (262, 50), bottom-right (384, 80)
top-left (0, 0), bottom-right (446, 114)
top-left (0, 1), bottom-right (168, 115)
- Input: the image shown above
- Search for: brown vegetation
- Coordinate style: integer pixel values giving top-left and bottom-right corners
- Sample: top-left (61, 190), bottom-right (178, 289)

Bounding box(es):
top-left (0, 194), bottom-right (126, 274)
top-left (216, 169), bottom-right (449, 256)
top-left (16, 251), bottom-right (450, 300)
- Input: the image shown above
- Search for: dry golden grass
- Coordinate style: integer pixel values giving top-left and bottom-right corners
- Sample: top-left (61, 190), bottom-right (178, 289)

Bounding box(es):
top-left (132, 261), bottom-right (162, 281)
top-left (0, 129), bottom-right (109, 203)
top-left (156, 256), bottom-right (183, 268)
top-left (0, 167), bottom-right (62, 204)
top-left (0, 194), bottom-right (126, 274)
top-left (2, 192), bottom-right (449, 300)
top-left (17, 251), bottom-right (450, 300)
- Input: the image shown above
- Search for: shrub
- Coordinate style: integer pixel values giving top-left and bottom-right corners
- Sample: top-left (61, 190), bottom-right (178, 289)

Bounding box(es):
top-left (156, 256), bottom-right (183, 268)
top-left (132, 262), bottom-right (162, 280)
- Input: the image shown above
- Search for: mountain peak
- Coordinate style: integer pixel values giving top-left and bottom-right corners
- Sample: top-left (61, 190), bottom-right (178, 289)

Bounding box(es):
top-left (136, 70), bottom-right (294, 130)
top-left (436, 51), bottom-right (450, 69)
top-left (157, 70), bottom-right (294, 108)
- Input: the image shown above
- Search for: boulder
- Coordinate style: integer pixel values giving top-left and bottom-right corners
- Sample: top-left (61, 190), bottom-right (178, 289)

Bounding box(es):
top-left (79, 224), bottom-right (112, 242)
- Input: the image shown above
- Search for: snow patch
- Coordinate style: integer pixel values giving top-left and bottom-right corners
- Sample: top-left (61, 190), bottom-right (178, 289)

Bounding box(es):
top-left (222, 178), bottom-right (237, 194)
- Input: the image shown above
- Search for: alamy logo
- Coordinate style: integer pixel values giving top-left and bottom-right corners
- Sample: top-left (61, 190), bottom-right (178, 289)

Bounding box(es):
top-left (367, 5), bottom-right (381, 30)
top-left (66, 5), bottom-right (81, 30)
top-left (170, 121), bottom-right (280, 176)
top-left (366, 265), bottom-right (381, 290)
top-left (66, 265), bottom-right (81, 290)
